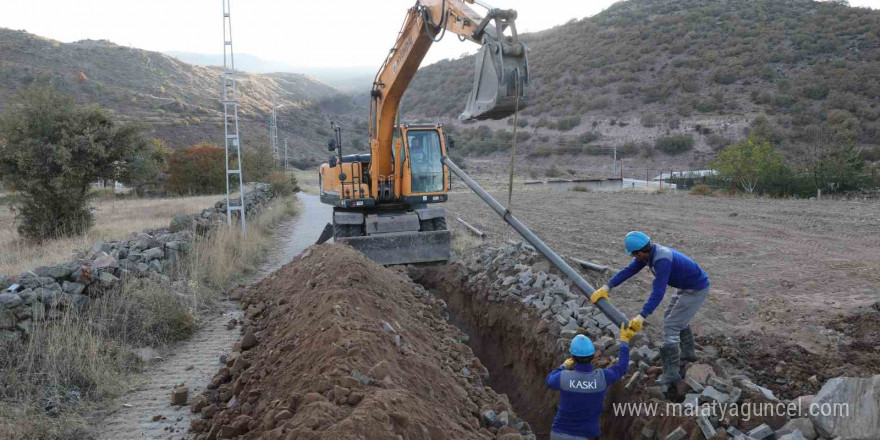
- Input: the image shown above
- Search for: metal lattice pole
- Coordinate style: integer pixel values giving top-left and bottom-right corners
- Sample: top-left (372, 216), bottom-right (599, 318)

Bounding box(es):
top-left (270, 98), bottom-right (279, 166)
top-left (222, 0), bottom-right (246, 235)
top-left (283, 138), bottom-right (289, 170)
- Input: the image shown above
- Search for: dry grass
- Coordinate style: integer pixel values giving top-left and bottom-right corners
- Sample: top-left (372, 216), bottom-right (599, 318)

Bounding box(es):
top-left (450, 224), bottom-right (484, 256)
top-left (0, 195), bottom-right (299, 440)
top-left (0, 194), bottom-right (218, 276)
top-left (291, 167), bottom-right (319, 194)
top-left (188, 195), bottom-right (298, 291)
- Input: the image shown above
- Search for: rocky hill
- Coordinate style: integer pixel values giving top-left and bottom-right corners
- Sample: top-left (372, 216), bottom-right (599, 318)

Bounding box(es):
top-left (403, 0), bottom-right (880, 175)
top-left (0, 28), bottom-right (360, 166)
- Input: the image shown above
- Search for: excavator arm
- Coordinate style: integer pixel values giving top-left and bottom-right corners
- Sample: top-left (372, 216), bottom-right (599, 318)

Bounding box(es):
top-left (368, 0), bottom-right (529, 196)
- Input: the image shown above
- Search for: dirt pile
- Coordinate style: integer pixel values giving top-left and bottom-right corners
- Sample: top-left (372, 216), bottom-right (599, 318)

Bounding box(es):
top-left (190, 244), bottom-right (534, 440)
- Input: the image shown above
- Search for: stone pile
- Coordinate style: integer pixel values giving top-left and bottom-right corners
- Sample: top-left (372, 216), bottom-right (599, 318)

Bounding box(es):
top-left (459, 242), bottom-right (880, 440)
top-left (0, 184), bottom-right (277, 343)
top-left (461, 241), bottom-right (659, 357)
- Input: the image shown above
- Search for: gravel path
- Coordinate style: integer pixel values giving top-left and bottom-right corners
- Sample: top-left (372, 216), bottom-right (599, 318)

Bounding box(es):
top-left (94, 308), bottom-right (241, 440)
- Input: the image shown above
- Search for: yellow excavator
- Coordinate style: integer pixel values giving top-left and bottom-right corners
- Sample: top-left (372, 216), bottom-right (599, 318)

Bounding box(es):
top-left (319, 0), bottom-right (529, 265)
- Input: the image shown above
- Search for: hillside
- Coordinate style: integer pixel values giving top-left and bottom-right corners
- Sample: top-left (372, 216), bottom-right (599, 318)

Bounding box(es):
top-left (404, 0), bottom-right (880, 176)
top-left (0, 28), bottom-right (360, 165)
top-left (165, 51), bottom-right (375, 92)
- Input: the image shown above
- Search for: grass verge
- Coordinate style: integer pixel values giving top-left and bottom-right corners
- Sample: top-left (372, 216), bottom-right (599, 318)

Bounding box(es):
top-left (0, 194), bottom-right (219, 276)
top-left (0, 194), bottom-right (299, 440)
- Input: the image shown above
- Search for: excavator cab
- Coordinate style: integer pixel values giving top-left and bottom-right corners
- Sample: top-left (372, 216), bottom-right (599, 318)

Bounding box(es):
top-left (460, 9), bottom-right (529, 121)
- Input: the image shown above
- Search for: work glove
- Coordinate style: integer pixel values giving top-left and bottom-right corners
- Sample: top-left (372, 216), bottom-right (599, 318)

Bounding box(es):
top-left (589, 285), bottom-right (610, 304)
top-left (628, 314), bottom-right (645, 332)
top-left (619, 322), bottom-right (636, 344)
top-left (563, 358), bottom-right (575, 370)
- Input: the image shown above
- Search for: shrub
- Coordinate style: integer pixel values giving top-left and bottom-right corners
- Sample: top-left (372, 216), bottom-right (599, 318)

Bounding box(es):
top-left (579, 131), bottom-right (601, 144)
top-left (690, 184), bottom-right (714, 196)
top-left (707, 134), bottom-right (733, 151)
top-left (267, 171), bottom-right (300, 196)
top-left (555, 117), bottom-right (581, 131)
top-left (656, 135), bottom-right (695, 154)
top-left (528, 147), bottom-right (552, 158)
top-left (641, 113), bottom-right (660, 128)
top-left (0, 86), bottom-right (150, 241)
top-left (165, 144), bottom-right (226, 194)
top-left (545, 165), bottom-right (563, 178)
top-left (495, 129), bottom-right (513, 142)
top-left (242, 144), bottom-right (276, 183)
top-left (694, 100), bottom-right (717, 113)
top-left (711, 69), bottom-right (738, 85)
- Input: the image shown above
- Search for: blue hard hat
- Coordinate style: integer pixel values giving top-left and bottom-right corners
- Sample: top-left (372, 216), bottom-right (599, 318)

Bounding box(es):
top-left (570, 334), bottom-right (595, 357)
top-left (624, 231), bottom-right (651, 254)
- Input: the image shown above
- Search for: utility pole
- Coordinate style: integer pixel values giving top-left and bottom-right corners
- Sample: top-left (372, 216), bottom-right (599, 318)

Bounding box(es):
top-left (222, 0), bottom-right (246, 235)
top-left (283, 138), bottom-right (289, 170)
top-left (270, 98), bottom-right (279, 167)
top-left (612, 146), bottom-right (617, 176)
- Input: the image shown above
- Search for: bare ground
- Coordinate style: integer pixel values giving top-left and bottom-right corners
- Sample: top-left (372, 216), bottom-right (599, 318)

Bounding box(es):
top-left (442, 185), bottom-right (880, 396)
top-left (93, 307), bottom-right (242, 440)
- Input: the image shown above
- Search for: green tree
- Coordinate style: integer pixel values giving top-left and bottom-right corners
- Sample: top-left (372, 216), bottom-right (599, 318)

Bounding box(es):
top-left (712, 139), bottom-right (786, 193)
top-left (118, 138), bottom-right (173, 196)
top-left (0, 86), bottom-right (149, 240)
top-left (242, 144), bottom-right (275, 183)
top-left (165, 144), bottom-right (226, 194)
top-left (802, 114), bottom-right (866, 192)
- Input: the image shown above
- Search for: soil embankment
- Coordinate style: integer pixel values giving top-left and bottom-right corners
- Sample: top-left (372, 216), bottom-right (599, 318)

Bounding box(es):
top-left (191, 245), bottom-right (534, 439)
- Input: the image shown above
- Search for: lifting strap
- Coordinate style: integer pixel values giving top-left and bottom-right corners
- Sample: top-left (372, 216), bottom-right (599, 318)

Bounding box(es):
top-left (506, 70), bottom-right (522, 210)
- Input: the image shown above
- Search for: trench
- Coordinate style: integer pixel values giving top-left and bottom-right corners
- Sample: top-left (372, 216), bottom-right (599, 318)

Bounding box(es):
top-left (418, 264), bottom-right (667, 440)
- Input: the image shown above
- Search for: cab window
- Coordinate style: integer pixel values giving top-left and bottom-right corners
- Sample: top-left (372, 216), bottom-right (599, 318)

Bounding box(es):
top-left (407, 130), bottom-right (444, 193)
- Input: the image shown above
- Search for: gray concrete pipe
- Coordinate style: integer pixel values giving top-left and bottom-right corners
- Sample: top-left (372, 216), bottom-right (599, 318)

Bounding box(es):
top-left (442, 156), bottom-right (629, 328)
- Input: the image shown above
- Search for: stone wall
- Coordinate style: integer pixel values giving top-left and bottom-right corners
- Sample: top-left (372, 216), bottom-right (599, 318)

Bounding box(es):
top-left (0, 183), bottom-right (276, 343)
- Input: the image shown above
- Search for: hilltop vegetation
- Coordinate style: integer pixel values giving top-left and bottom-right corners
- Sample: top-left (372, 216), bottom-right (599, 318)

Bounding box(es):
top-left (404, 0), bottom-right (880, 169)
top-left (0, 28), bottom-right (358, 165)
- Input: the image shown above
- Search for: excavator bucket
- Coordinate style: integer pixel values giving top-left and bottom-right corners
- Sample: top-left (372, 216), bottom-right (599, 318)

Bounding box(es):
top-left (337, 231), bottom-right (451, 266)
top-left (460, 41), bottom-right (529, 121)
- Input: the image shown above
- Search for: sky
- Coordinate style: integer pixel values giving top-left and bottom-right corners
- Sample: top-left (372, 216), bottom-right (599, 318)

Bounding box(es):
top-left (2, 0), bottom-right (879, 70)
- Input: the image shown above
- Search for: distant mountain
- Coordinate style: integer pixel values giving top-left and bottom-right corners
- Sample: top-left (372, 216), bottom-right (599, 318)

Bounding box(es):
top-left (0, 29), bottom-right (363, 165)
top-left (165, 51), bottom-right (375, 93)
top-left (404, 0), bottom-right (880, 170)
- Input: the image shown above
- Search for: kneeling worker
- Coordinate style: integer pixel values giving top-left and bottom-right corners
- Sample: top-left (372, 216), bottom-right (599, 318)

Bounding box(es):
top-left (590, 231), bottom-right (710, 384)
top-left (545, 323), bottom-right (636, 440)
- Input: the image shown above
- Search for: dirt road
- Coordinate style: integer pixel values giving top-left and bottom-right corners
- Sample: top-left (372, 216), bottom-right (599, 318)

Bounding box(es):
top-left (443, 186), bottom-right (880, 391)
top-left (94, 194), bottom-right (331, 440)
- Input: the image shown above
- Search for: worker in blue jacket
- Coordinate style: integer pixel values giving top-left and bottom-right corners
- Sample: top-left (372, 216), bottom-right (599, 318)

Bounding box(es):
top-left (545, 324), bottom-right (635, 440)
top-left (589, 231), bottom-right (710, 384)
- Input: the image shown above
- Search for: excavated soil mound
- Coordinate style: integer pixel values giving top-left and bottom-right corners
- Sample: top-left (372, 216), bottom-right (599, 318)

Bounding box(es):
top-left (190, 244), bottom-right (533, 440)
